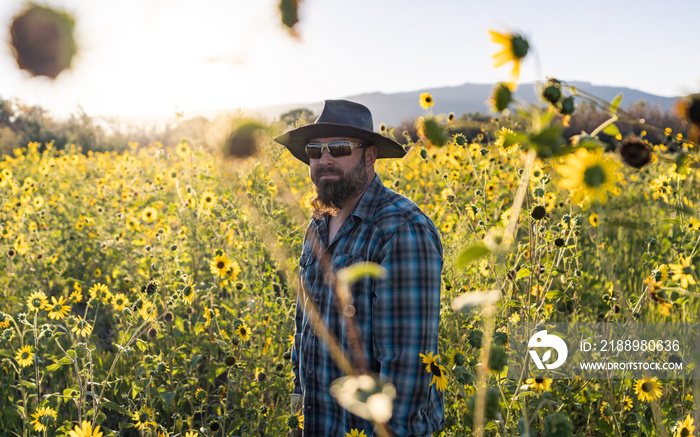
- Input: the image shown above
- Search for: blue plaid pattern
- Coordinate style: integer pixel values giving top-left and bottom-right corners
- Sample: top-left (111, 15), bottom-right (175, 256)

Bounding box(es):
top-left (292, 174), bottom-right (445, 436)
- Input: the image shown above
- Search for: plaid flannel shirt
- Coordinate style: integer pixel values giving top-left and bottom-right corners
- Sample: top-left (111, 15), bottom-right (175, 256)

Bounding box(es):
top-left (292, 174), bottom-right (445, 436)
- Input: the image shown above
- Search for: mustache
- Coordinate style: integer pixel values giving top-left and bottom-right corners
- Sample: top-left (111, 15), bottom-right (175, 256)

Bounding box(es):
top-left (314, 168), bottom-right (343, 176)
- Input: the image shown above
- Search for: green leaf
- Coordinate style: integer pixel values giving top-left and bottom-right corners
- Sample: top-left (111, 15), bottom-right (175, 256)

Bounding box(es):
top-left (102, 401), bottom-right (131, 416)
top-left (602, 123), bottom-right (620, 137)
top-left (160, 391), bottom-right (176, 406)
top-left (46, 363), bottom-right (62, 372)
top-left (135, 339), bottom-right (148, 352)
top-left (545, 290), bottom-right (561, 299)
top-left (58, 356), bottom-right (73, 365)
top-left (455, 243), bottom-right (491, 269)
top-left (610, 94), bottom-right (623, 114)
top-left (516, 268), bottom-right (531, 280)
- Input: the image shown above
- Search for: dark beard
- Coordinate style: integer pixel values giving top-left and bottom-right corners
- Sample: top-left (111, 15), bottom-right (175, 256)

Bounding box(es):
top-left (310, 152), bottom-right (368, 218)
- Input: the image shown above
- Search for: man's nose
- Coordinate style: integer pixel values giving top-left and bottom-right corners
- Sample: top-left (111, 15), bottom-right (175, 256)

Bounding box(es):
top-left (318, 149), bottom-right (334, 164)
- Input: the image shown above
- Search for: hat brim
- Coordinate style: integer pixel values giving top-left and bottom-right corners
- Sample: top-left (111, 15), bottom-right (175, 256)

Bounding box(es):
top-left (274, 123), bottom-right (406, 165)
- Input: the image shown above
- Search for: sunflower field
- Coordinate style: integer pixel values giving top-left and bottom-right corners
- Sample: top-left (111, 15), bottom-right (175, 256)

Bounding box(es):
top-left (2, 28), bottom-right (700, 437)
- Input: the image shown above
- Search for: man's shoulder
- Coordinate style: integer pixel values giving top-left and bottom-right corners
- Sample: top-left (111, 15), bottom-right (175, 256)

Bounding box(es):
top-left (369, 184), bottom-right (437, 234)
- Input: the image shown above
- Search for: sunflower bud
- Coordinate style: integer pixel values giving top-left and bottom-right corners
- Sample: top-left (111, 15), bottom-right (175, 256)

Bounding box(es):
top-left (531, 205), bottom-right (547, 221)
top-left (559, 96), bottom-right (576, 115)
top-left (490, 82), bottom-right (514, 112)
top-left (542, 80), bottom-right (562, 105)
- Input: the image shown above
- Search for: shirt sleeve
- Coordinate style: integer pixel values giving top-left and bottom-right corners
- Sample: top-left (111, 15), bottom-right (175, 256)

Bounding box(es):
top-left (372, 220), bottom-right (443, 436)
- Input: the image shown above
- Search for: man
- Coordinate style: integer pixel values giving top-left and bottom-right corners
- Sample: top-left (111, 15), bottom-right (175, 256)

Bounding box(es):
top-left (274, 100), bottom-right (444, 436)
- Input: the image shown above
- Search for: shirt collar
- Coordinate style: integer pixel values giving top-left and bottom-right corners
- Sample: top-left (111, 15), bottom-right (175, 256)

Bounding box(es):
top-left (350, 173), bottom-right (384, 222)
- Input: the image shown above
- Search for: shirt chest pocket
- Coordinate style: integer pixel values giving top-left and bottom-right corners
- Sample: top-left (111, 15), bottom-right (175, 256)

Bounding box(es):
top-left (299, 252), bottom-right (369, 292)
top-left (298, 253), bottom-right (319, 292)
top-left (331, 252), bottom-right (370, 297)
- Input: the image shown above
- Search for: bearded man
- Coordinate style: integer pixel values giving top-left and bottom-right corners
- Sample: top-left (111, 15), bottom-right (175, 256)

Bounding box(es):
top-left (274, 100), bottom-right (444, 436)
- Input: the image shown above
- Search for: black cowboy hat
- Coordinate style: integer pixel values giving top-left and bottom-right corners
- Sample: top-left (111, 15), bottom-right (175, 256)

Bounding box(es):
top-left (273, 99), bottom-right (406, 165)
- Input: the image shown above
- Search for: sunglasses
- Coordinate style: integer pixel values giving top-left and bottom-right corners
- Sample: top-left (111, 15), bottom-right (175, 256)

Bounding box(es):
top-left (305, 140), bottom-right (366, 159)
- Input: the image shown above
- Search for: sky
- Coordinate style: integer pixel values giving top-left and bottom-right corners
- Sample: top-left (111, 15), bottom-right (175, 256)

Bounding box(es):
top-left (1, 0), bottom-right (699, 120)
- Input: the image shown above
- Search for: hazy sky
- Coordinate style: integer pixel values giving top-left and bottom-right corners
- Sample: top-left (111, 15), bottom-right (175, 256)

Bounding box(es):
top-left (1, 0), bottom-right (699, 119)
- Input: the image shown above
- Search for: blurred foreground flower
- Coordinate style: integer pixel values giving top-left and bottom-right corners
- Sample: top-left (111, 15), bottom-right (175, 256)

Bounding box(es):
top-left (330, 374), bottom-right (396, 424)
top-left (489, 30), bottom-right (529, 80)
top-left (279, 0), bottom-right (303, 37)
top-left (557, 148), bottom-right (620, 204)
top-left (10, 4), bottom-right (77, 78)
top-left (490, 82), bottom-right (515, 112)
top-left (619, 136), bottom-right (652, 169)
top-left (224, 121), bottom-right (266, 159)
top-left (676, 93), bottom-right (700, 141)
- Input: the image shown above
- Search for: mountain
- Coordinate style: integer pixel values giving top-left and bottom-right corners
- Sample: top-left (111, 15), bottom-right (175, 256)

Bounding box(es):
top-left (245, 81), bottom-right (679, 127)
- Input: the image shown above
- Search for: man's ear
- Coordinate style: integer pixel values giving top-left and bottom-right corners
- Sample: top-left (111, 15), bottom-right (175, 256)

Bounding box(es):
top-left (365, 145), bottom-right (378, 165)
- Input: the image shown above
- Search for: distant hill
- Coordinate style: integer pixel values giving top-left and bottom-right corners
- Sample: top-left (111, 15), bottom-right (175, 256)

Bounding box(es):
top-left (245, 81), bottom-right (679, 127)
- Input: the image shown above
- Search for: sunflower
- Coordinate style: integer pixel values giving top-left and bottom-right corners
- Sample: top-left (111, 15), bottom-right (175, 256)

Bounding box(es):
top-left (182, 283), bottom-right (195, 305)
top-left (669, 256), bottom-right (696, 289)
top-left (589, 213), bottom-right (599, 227)
top-left (489, 30), bottom-right (529, 80)
top-left (68, 420), bottom-right (104, 437)
top-left (125, 215), bottom-right (140, 230)
top-left (185, 432), bottom-right (198, 437)
top-left (286, 411), bottom-right (304, 430)
top-left (200, 191), bottom-right (217, 209)
top-left (30, 405), bottom-right (58, 432)
top-left (623, 395), bottom-right (633, 411)
top-left (15, 345), bottom-right (34, 367)
top-left (235, 322), bottom-right (251, 341)
top-left (419, 351), bottom-right (448, 391)
top-left (210, 253), bottom-right (233, 277)
top-left (176, 141), bottom-right (191, 159)
top-left (89, 283), bottom-right (112, 304)
top-left (72, 317), bottom-right (93, 337)
top-left (557, 148), bottom-right (620, 205)
top-left (0, 312), bottom-right (10, 329)
top-left (112, 293), bottom-right (130, 311)
top-left (634, 377), bottom-right (663, 402)
top-left (526, 376), bottom-right (553, 392)
top-left (133, 407), bottom-right (156, 431)
top-left (27, 291), bottom-right (48, 312)
top-left (419, 93), bottom-right (434, 110)
top-left (675, 414), bottom-right (696, 437)
top-left (346, 429), bottom-right (367, 437)
top-left (142, 207), bottom-right (158, 223)
top-left (44, 295), bottom-right (71, 320)
top-left (139, 300), bottom-right (157, 322)
top-left (33, 196), bottom-right (44, 209)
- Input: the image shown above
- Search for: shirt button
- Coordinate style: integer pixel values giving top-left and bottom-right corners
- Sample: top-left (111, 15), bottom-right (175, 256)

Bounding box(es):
top-left (307, 369), bottom-right (313, 375)
top-left (314, 296), bottom-right (320, 303)
top-left (306, 405), bottom-right (312, 411)
top-left (310, 333), bottom-right (315, 339)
